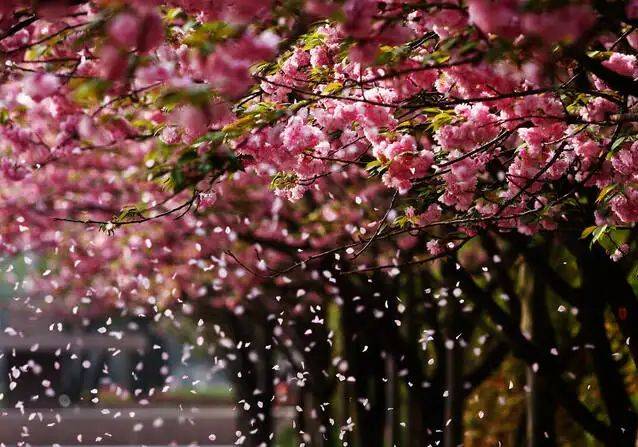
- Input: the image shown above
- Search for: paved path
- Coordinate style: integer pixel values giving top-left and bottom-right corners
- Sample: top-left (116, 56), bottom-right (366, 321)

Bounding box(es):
top-left (0, 407), bottom-right (293, 445)
top-left (1, 407), bottom-right (235, 444)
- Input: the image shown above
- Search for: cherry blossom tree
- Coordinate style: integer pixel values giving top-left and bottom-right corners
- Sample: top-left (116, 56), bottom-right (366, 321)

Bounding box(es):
top-left (2, 1), bottom-right (638, 446)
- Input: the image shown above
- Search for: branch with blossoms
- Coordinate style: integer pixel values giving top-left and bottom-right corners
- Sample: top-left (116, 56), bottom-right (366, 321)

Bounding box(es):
top-left (2, 0), bottom-right (638, 269)
top-left (3, 1), bottom-right (635, 270)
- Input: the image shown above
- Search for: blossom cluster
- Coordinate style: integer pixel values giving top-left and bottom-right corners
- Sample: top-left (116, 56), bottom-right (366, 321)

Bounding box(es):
top-left (1, 0), bottom-right (638, 276)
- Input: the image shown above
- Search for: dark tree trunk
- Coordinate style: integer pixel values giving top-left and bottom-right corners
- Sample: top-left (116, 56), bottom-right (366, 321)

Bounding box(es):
top-left (442, 260), bottom-right (465, 447)
top-left (523, 270), bottom-right (557, 447)
top-left (341, 292), bottom-right (385, 447)
top-left (384, 355), bottom-right (398, 446)
top-left (228, 313), bottom-right (275, 447)
top-left (581, 252), bottom-right (637, 447)
top-left (568, 239), bottom-right (638, 367)
top-left (443, 290), bottom-right (464, 447)
top-left (405, 271), bottom-right (425, 447)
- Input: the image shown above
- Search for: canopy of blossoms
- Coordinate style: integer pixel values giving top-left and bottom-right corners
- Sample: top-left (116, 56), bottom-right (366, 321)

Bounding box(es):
top-left (1, 0), bottom-right (638, 268)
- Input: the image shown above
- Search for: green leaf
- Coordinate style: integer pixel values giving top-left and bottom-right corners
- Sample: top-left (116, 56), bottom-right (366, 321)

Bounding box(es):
top-left (182, 21), bottom-right (238, 52)
top-left (171, 168), bottom-right (186, 193)
top-left (366, 159), bottom-right (382, 171)
top-left (177, 148), bottom-right (198, 164)
top-left (302, 29), bottom-right (326, 50)
top-left (270, 172), bottom-right (298, 190)
top-left (393, 215), bottom-right (408, 228)
top-left (458, 40), bottom-right (478, 56)
top-left (72, 79), bottom-right (112, 106)
top-left (611, 136), bottom-right (629, 153)
top-left (428, 111), bottom-right (455, 131)
top-left (580, 226), bottom-right (596, 239)
top-left (589, 224), bottom-right (608, 248)
top-left (165, 7), bottom-right (186, 21)
top-left (595, 184), bottom-right (617, 203)
top-left (0, 108), bottom-right (9, 125)
top-left (322, 81), bottom-right (343, 95)
top-left (157, 87), bottom-right (216, 109)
